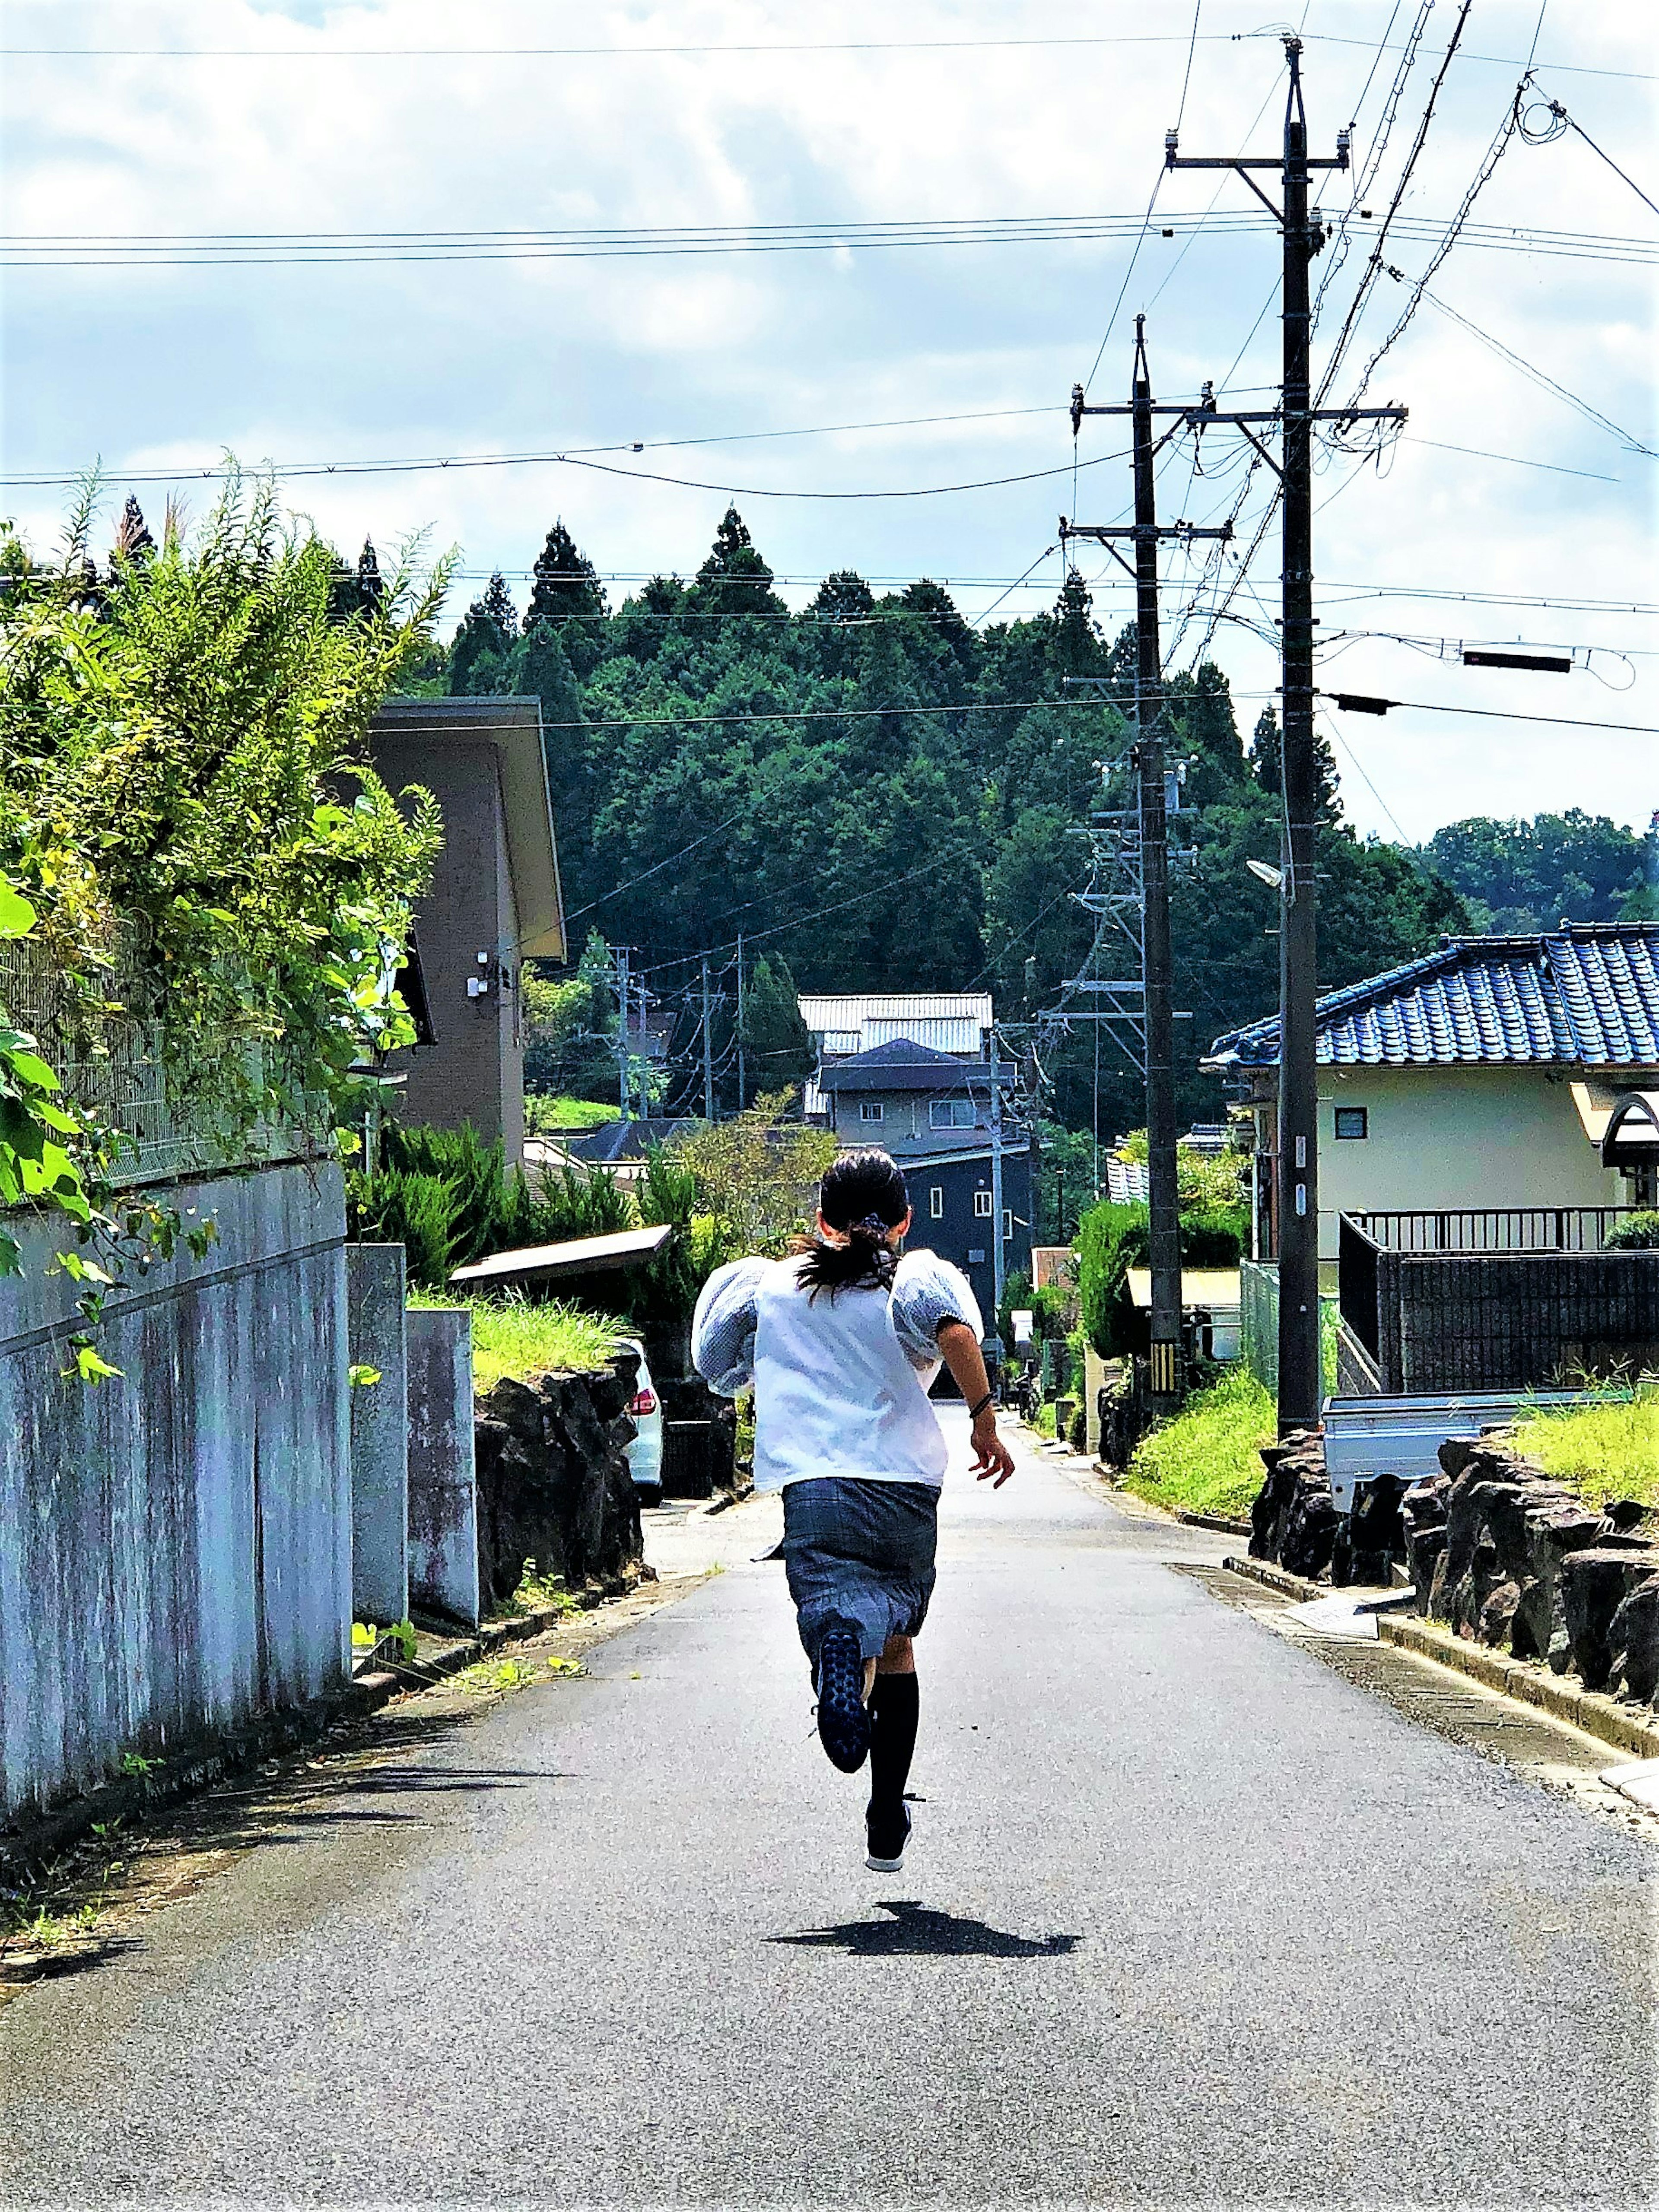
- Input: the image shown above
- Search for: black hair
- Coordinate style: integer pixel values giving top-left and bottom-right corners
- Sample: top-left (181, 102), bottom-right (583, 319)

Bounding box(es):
top-left (793, 1147), bottom-right (910, 1301)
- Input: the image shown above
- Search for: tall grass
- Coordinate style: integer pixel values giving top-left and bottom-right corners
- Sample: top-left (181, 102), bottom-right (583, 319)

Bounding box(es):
top-left (1512, 1382), bottom-right (1659, 1509)
top-left (1120, 1366), bottom-right (1275, 1521)
top-left (409, 1291), bottom-right (624, 1392)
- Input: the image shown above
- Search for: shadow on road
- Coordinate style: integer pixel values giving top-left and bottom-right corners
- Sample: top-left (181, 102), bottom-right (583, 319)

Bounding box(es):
top-left (768, 1900), bottom-right (1080, 1958)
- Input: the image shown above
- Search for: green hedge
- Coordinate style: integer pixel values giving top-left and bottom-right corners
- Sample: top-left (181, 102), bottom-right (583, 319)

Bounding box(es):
top-left (1075, 1197), bottom-right (1248, 1358)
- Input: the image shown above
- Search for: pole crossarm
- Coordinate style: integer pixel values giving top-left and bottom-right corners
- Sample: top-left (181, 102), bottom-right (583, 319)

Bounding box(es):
top-left (1074, 406), bottom-right (1404, 421)
top-left (1062, 522), bottom-right (1233, 542)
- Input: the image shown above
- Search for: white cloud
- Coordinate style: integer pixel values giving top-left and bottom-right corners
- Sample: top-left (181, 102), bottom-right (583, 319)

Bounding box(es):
top-left (3, 0), bottom-right (1654, 837)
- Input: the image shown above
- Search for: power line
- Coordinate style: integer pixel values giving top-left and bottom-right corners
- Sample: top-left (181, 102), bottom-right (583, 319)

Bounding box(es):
top-left (8, 212), bottom-right (1647, 270)
top-left (6, 33), bottom-right (1647, 79)
top-left (1418, 289), bottom-right (1658, 458)
top-left (1316, 693), bottom-right (1659, 734)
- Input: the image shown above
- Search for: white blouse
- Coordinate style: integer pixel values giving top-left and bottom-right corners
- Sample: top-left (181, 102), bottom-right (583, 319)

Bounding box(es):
top-left (692, 1248), bottom-right (984, 1492)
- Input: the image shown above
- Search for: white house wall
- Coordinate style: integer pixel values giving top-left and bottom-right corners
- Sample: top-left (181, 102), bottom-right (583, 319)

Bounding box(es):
top-left (1315, 1063), bottom-right (1627, 1258)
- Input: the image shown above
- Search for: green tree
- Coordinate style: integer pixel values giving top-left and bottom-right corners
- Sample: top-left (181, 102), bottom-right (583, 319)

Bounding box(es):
top-left (740, 953), bottom-right (813, 1087)
top-left (525, 520), bottom-right (608, 629)
top-left (1415, 811), bottom-right (1646, 931)
top-left (692, 506), bottom-right (784, 618)
top-left (448, 571), bottom-right (518, 692)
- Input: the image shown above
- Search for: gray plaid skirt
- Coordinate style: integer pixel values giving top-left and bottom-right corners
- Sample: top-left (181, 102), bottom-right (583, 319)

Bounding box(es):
top-left (781, 1476), bottom-right (939, 1665)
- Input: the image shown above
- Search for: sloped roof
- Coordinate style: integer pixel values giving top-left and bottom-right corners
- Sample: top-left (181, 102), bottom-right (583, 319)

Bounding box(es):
top-left (1204, 923), bottom-right (1659, 1072)
top-left (817, 1037), bottom-right (1014, 1093)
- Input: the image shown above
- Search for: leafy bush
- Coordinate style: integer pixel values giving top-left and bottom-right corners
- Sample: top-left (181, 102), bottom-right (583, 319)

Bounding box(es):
top-left (1075, 1197), bottom-right (1246, 1357)
top-left (1607, 1211), bottom-right (1659, 1252)
top-left (0, 472), bottom-right (449, 1158)
top-left (995, 1268), bottom-right (1072, 1355)
top-left (347, 1167), bottom-right (458, 1290)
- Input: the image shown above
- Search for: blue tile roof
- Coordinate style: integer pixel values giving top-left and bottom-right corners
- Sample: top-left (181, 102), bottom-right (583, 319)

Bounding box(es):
top-left (1203, 923), bottom-right (1659, 1071)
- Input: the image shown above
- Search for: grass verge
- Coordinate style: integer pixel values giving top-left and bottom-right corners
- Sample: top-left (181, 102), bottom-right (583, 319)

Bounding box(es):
top-left (1120, 1366), bottom-right (1275, 1522)
top-left (408, 1290), bottom-right (623, 1392)
top-left (1511, 1383), bottom-right (1659, 1511)
top-left (524, 1095), bottom-right (623, 1133)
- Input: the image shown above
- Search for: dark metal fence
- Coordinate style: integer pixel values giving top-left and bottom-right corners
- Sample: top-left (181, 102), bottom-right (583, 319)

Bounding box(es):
top-left (1342, 1207), bottom-right (1637, 1255)
top-left (1338, 1210), bottom-right (1659, 1393)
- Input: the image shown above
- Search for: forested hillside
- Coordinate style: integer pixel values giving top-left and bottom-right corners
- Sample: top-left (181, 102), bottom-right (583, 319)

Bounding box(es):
top-left (416, 508), bottom-right (1469, 1132)
top-left (1413, 812), bottom-right (1656, 933)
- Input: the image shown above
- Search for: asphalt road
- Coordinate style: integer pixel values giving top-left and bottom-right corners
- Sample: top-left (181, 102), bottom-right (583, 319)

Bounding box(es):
top-left (3, 1415), bottom-right (1654, 2210)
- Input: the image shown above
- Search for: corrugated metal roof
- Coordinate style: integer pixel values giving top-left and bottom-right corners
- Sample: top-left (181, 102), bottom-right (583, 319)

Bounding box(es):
top-left (1203, 923), bottom-right (1659, 1071)
top-left (800, 993), bottom-right (992, 1030)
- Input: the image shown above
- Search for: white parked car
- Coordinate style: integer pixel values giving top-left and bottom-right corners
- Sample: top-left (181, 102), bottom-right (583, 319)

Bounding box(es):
top-left (619, 1336), bottom-right (664, 1503)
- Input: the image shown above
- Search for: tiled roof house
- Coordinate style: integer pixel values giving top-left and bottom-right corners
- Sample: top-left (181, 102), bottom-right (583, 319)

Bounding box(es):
top-left (1202, 923), bottom-right (1659, 1258)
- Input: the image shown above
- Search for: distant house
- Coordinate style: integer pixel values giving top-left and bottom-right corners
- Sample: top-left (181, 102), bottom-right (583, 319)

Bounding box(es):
top-left (1203, 922), bottom-right (1659, 1259)
top-left (801, 993), bottom-right (1030, 1323)
top-left (367, 697), bottom-right (565, 1165)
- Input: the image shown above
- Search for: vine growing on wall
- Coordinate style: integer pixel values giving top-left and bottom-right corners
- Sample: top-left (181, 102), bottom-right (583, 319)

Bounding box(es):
top-left (0, 470), bottom-right (454, 1348)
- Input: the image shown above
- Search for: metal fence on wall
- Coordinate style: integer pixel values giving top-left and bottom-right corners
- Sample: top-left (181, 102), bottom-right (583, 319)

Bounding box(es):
top-left (0, 934), bottom-right (323, 1190)
top-left (1240, 1259), bottom-right (1340, 1400)
top-left (1338, 1210), bottom-right (1659, 1393)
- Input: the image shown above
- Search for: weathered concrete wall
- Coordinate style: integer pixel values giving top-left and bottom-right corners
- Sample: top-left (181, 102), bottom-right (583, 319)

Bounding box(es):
top-left (0, 1163), bottom-right (351, 1819)
top-left (346, 1244), bottom-right (410, 1628)
top-left (406, 1308), bottom-right (480, 1629)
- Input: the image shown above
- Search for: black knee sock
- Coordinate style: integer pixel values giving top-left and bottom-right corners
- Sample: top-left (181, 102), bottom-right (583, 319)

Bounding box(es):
top-left (867, 1673), bottom-right (919, 1812)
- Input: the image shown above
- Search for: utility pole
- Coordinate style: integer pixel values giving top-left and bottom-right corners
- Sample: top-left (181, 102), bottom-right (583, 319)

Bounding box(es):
top-left (701, 955), bottom-right (716, 1122)
top-left (735, 932), bottom-right (747, 1111)
top-left (615, 946), bottom-right (631, 1120)
top-left (1074, 36), bottom-right (1404, 1433)
top-left (1062, 318), bottom-right (1229, 1414)
top-left (989, 1037), bottom-right (1007, 1321)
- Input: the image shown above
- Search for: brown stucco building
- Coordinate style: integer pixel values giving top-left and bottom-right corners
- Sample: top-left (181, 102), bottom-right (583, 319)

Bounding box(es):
top-left (366, 697), bottom-right (565, 1164)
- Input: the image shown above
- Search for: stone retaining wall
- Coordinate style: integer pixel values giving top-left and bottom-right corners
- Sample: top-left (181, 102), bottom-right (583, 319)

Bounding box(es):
top-left (1400, 1436), bottom-right (1658, 1707)
top-left (1247, 1428), bottom-right (1659, 1710)
top-left (473, 1356), bottom-right (644, 1614)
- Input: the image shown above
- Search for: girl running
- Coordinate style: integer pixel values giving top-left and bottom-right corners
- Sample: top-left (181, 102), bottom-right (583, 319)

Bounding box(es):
top-left (692, 1146), bottom-right (1016, 1872)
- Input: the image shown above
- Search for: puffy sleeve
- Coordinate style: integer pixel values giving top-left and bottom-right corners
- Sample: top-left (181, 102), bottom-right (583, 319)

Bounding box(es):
top-left (890, 1251), bottom-right (985, 1366)
top-left (692, 1256), bottom-right (769, 1396)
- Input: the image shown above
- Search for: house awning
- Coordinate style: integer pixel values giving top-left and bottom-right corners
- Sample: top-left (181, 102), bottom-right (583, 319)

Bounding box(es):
top-left (1602, 1090), bottom-right (1659, 1171)
top-left (448, 1222), bottom-right (672, 1288)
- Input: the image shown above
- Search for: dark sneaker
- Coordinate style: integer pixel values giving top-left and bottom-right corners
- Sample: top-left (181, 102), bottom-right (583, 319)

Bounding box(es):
top-left (814, 1626), bottom-right (870, 1773)
top-left (865, 1800), bottom-right (912, 1873)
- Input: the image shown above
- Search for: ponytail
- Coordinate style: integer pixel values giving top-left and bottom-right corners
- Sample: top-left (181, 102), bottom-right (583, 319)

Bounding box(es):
top-left (792, 1146), bottom-right (909, 1301)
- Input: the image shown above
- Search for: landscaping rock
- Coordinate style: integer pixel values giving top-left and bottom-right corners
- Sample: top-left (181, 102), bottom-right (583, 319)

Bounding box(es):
top-left (473, 1355), bottom-right (643, 1612)
top-left (1560, 1547), bottom-right (1659, 1692)
top-left (1608, 1573), bottom-right (1659, 1706)
top-left (1401, 1476), bottom-right (1450, 1612)
top-left (1348, 1473), bottom-right (1411, 1586)
top-left (1250, 1432), bottom-right (1338, 1581)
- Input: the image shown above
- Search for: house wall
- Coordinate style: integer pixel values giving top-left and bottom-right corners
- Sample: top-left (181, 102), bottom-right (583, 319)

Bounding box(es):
top-left (832, 1093), bottom-right (989, 1156)
top-left (367, 732), bottom-right (525, 1163)
top-left (1315, 1063), bottom-right (1627, 1259)
top-left (904, 1148), bottom-right (1034, 1328)
top-left (0, 1164), bottom-right (351, 1816)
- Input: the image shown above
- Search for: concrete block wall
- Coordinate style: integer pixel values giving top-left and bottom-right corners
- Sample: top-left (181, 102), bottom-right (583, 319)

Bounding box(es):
top-left (406, 1307), bottom-right (480, 1630)
top-left (0, 1163), bottom-right (352, 1818)
top-left (346, 1244), bottom-right (410, 1628)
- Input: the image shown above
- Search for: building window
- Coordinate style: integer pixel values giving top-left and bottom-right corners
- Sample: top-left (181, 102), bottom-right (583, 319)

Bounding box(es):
top-left (973, 1189), bottom-right (993, 1218)
top-left (929, 1185), bottom-right (943, 1219)
top-left (1334, 1106), bottom-right (1369, 1141)
top-left (930, 1099), bottom-right (976, 1130)
top-left (858, 1099), bottom-right (884, 1124)
top-left (1002, 1209), bottom-right (1014, 1241)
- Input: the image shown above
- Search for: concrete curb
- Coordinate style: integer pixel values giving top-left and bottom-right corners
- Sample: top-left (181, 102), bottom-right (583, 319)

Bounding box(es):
top-left (0, 1567), bottom-right (655, 1882)
top-left (1221, 1554), bottom-right (1328, 1605)
top-left (1219, 1554), bottom-right (1659, 1762)
top-left (1181, 1510), bottom-right (1253, 1536)
top-left (1376, 1614), bottom-right (1659, 1764)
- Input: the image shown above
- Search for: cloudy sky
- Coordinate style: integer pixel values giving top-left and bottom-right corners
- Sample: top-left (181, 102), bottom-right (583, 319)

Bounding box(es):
top-left (3, 0), bottom-right (1654, 842)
